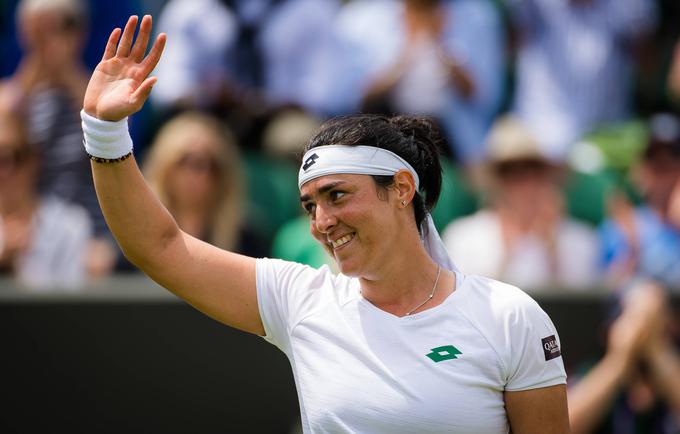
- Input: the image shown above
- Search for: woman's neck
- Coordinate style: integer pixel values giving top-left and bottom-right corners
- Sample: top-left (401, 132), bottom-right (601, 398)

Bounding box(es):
top-left (358, 240), bottom-right (454, 317)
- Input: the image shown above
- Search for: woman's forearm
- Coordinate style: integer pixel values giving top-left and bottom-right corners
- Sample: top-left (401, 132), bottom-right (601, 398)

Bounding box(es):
top-left (91, 156), bottom-right (180, 270)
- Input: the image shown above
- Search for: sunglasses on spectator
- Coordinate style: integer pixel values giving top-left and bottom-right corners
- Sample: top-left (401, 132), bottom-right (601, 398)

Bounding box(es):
top-left (176, 153), bottom-right (220, 174)
top-left (0, 147), bottom-right (32, 171)
top-left (493, 159), bottom-right (553, 178)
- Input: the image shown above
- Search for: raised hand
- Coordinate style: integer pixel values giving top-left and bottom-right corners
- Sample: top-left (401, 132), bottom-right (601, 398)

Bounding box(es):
top-left (607, 281), bottom-right (665, 365)
top-left (83, 15), bottom-right (166, 121)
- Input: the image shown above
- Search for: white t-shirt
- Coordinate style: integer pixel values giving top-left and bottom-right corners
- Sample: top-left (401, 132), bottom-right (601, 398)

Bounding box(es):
top-left (256, 258), bottom-right (566, 434)
top-left (2, 196), bottom-right (92, 290)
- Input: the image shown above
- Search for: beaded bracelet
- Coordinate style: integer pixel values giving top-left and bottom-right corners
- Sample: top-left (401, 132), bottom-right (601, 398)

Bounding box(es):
top-left (87, 151), bottom-right (133, 164)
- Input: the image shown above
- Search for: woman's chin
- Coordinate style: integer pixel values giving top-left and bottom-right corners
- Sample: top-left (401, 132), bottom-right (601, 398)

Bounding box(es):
top-left (335, 258), bottom-right (361, 277)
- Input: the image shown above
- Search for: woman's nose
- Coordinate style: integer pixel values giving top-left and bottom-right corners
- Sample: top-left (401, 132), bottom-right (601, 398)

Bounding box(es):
top-left (314, 204), bottom-right (337, 234)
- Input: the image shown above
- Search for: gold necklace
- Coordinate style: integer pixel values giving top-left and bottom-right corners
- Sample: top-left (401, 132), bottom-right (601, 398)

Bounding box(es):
top-left (405, 265), bottom-right (442, 316)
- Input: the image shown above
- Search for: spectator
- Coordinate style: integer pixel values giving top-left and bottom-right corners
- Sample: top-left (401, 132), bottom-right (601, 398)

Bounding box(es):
top-left (0, 0), bottom-right (117, 278)
top-left (332, 0), bottom-right (505, 163)
top-left (152, 0), bottom-right (289, 149)
top-left (257, 0), bottom-right (340, 115)
top-left (600, 113), bottom-right (680, 289)
top-left (568, 281), bottom-right (680, 433)
top-left (506, 0), bottom-right (657, 160)
top-left (261, 107), bottom-right (322, 160)
top-left (143, 111), bottom-right (266, 257)
top-left (442, 115), bottom-right (600, 291)
top-left (227, 0), bottom-right (278, 88)
top-left (151, 0), bottom-right (240, 113)
top-left (0, 107), bottom-right (91, 289)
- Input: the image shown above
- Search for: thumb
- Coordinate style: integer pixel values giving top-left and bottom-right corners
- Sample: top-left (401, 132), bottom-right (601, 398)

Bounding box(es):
top-left (130, 76), bottom-right (157, 109)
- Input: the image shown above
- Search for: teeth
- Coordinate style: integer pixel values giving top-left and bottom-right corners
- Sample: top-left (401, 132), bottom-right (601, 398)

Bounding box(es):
top-left (331, 234), bottom-right (354, 248)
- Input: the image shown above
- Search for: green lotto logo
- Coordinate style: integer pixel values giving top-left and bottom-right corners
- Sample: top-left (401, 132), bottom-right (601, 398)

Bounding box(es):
top-left (426, 345), bottom-right (462, 363)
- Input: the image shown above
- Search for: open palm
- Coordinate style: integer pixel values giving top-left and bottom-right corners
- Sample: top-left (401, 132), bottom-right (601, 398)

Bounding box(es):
top-left (83, 15), bottom-right (166, 121)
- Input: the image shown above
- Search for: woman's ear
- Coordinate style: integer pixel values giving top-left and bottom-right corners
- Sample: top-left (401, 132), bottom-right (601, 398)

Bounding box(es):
top-left (393, 169), bottom-right (417, 207)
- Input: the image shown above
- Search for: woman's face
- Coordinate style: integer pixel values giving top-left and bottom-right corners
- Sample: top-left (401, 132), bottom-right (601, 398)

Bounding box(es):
top-left (300, 173), bottom-right (402, 278)
top-left (167, 138), bottom-right (221, 209)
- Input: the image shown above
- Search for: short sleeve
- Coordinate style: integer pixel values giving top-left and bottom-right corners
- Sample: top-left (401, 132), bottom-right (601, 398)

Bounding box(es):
top-left (256, 258), bottom-right (335, 354)
top-left (504, 297), bottom-right (567, 391)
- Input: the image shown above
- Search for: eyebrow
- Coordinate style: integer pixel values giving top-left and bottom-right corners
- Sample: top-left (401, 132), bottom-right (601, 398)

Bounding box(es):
top-left (300, 181), bottom-right (347, 203)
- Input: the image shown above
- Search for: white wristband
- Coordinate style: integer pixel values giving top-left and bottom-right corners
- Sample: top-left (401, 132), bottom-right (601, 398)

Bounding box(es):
top-left (81, 110), bottom-right (133, 159)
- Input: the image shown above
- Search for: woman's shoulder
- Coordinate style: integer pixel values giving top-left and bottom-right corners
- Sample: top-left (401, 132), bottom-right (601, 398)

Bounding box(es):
top-left (256, 257), bottom-right (358, 298)
top-left (255, 258), bottom-right (359, 338)
top-left (457, 274), bottom-right (565, 384)
top-left (462, 273), bottom-right (535, 302)
top-left (458, 273), bottom-right (546, 322)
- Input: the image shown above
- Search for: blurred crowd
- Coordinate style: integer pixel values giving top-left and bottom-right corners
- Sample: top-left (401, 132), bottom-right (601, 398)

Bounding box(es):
top-left (1, 0), bottom-right (680, 432)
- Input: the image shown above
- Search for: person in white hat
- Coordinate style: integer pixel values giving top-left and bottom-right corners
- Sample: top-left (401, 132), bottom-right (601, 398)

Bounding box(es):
top-left (79, 16), bottom-right (569, 433)
top-left (442, 115), bottom-right (600, 291)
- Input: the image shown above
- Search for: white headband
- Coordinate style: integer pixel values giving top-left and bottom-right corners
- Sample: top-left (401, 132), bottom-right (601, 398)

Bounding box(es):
top-left (297, 145), bottom-right (458, 272)
top-left (298, 145), bottom-right (420, 190)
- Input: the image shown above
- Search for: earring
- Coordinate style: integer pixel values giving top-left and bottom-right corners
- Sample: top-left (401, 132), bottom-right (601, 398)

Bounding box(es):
top-left (401, 200), bottom-right (407, 207)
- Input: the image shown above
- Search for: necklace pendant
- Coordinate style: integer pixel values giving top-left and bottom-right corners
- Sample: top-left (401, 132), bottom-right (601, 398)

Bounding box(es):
top-left (403, 265), bottom-right (441, 317)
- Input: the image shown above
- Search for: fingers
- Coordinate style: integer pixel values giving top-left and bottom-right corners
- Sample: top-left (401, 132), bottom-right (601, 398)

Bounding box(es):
top-left (116, 15), bottom-right (138, 58)
top-left (102, 28), bottom-right (121, 61)
top-left (140, 33), bottom-right (167, 74)
top-left (130, 76), bottom-right (157, 107)
top-left (130, 15), bottom-right (152, 62)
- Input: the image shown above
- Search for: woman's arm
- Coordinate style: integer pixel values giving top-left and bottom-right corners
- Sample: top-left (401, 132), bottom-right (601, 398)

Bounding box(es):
top-left (505, 384), bottom-right (570, 434)
top-left (84, 15), bottom-right (263, 335)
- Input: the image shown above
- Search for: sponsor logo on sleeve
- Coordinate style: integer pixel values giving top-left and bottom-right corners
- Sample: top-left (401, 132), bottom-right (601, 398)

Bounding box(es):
top-left (541, 335), bottom-right (561, 361)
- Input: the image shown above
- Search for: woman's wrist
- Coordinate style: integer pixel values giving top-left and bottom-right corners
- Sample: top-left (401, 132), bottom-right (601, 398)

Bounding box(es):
top-left (80, 109), bottom-right (133, 160)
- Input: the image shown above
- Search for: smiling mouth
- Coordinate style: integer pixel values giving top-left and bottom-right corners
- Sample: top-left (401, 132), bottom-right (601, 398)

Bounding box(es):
top-left (330, 233), bottom-right (355, 249)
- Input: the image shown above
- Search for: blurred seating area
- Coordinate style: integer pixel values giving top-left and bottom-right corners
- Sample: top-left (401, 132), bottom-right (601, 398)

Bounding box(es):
top-left (1, 0), bottom-right (680, 432)
top-left (1, 0), bottom-right (677, 287)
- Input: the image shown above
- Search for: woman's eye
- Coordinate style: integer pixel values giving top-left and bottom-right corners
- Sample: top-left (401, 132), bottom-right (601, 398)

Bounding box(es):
top-left (330, 191), bottom-right (345, 201)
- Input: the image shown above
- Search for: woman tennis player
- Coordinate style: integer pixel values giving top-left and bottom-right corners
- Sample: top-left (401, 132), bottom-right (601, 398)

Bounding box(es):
top-left (82, 15), bottom-right (569, 433)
